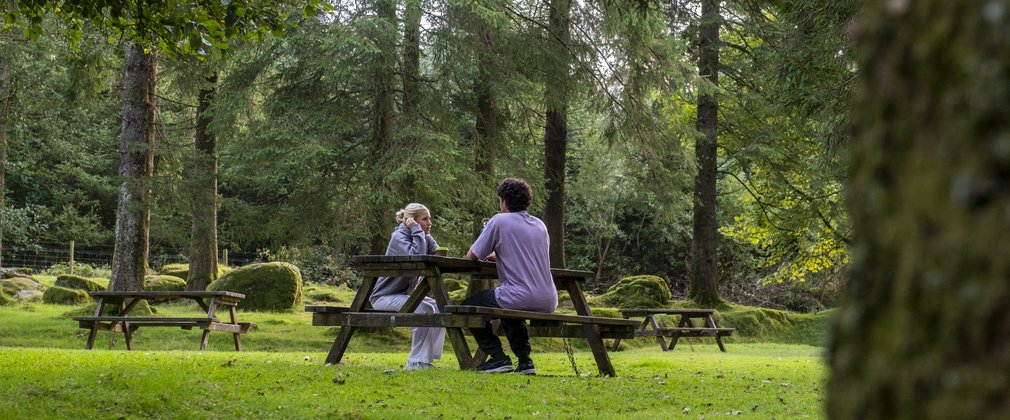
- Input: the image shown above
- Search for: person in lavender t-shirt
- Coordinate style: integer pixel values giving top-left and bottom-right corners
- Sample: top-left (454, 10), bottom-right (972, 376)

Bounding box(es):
top-left (465, 177), bottom-right (556, 375)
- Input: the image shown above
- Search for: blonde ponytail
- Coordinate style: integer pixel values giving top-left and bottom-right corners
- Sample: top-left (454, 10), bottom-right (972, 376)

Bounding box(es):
top-left (395, 203), bottom-right (429, 224)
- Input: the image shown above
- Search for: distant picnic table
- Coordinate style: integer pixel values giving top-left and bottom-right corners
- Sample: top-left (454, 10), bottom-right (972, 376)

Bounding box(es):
top-left (612, 308), bottom-right (735, 352)
top-left (307, 255), bottom-right (639, 376)
top-left (73, 291), bottom-right (254, 351)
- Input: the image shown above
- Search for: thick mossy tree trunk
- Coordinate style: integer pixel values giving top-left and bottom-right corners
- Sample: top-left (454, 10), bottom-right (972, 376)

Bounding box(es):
top-left (187, 73), bottom-right (219, 291)
top-left (689, 0), bottom-right (722, 305)
top-left (110, 44), bottom-right (158, 292)
top-left (367, 0), bottom-right (398, 254)
top-left (828, 2), bottom-right (1010, 418)
top-left (543, 0), bottom-right (571, 269)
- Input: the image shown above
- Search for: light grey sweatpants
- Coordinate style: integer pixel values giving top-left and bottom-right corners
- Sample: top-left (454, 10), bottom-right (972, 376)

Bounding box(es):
top-left (371, 294), bottom-right (446, 364)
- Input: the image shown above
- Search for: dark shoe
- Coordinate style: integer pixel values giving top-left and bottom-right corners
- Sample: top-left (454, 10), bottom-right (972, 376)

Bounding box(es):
top-left (476, 356), bottom-right (513, 373)
top-left (513, 360), bottom-right (536, 376)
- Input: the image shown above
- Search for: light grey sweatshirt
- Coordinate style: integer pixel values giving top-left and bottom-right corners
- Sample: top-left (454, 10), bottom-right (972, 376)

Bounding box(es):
top-left (369, 223), bottom-right (438, 303)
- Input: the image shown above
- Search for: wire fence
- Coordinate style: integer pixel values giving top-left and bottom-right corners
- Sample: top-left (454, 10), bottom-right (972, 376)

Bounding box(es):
top-left (0, 241), bottom-right (259, 272)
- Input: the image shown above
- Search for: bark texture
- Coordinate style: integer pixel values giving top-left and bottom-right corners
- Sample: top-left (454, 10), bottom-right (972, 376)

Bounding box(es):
top-left (689, 0), bottom-right (721, 305)
top-left (110, 44), bottom-right (158, 292)
top-left (543, 0), bottom-right (571, 268)
top-left (828, 2), bottom-right (1010, 418)
top-left (187, 73), bottom-right (219, 291)
top-left (368, 0), bottom-right (398, 254)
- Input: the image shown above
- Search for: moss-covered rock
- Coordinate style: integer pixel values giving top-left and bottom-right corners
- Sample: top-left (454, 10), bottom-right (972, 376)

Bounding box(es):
top-left (0, 289), bottom-right (11, 305)
top-left (42, 286), bottom-right (92, 305)
top-left (601, 275), bottom-right (672, 308)
top-left (158, 263), bottom-right (190, 281)
top-left (145, 275), bottom-right (187, 292)
top-left (1, 276), bottom-right (44, 296)
top-left (207, 262), bottom-right (302, 311)
top-left (158, 263), bottom-right (233, 282)
top-left (55, 274), bottom-right (106, 292)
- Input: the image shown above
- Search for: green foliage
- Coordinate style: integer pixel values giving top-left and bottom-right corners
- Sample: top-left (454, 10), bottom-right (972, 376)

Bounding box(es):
top-left (207, 262), bottom-right (302, 311)
top-left (44, 262), bottom-right (112, 279)
top-left (301, 283), bottom-right (349, 304)
top-left (0, 289), bottom-right (10, 305)
top-left (54, 274), bottom-right (106, 292)
top-left (41, 286), bottom-right (91, 305)
top-left (144, 275), bottom-right (187, 292)
top-left (601, 275), bottom-right (672, 308)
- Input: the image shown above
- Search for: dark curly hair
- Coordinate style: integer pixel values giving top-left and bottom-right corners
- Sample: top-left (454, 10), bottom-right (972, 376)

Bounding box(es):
top-left (497, 177), bottom-right (533, 212)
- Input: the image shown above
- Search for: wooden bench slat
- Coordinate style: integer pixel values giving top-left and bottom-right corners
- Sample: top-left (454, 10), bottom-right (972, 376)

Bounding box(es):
top-left (73, 316), bottom-right (216, 323)
top-left (444, 305), bottom-right (640, 327)
top-left (620, 308), bottom-right (716, 316)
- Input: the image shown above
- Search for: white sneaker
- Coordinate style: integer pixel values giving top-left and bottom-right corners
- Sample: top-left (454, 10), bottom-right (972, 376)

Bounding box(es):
top-left (404, 361), bottom-right (434, 371)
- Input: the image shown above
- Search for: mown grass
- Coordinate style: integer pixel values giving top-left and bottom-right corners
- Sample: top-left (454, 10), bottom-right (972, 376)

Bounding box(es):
top-left (0, 291), bottom-right (830, 418)
top-left (1, 345), bottom-right (824, 418)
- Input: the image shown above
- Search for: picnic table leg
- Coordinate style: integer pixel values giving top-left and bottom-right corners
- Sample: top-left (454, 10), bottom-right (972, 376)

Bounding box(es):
top-left (566, 281), bottom-right (617, 377)
top-left (325, 276), bottom-right (378, 365)
top-left (707, 314), bottom-right (727, 352)
top-left (648, 315), bottom-right (669, 351)
top-left (426, 270), bottom-right (475, 370)
top-left (670, 316), bottom-right (695, 351)
top-left (118, 301), bottom-right (134, 351)
top-left (229, 305), bottom-right (242, 351)
top-left (85, 297), bottom-right (107, 349)
top-left (198, 298), bottom-right (220, 351)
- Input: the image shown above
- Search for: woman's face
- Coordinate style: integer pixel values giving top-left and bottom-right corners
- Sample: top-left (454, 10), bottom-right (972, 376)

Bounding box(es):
top-left (416, 209), bottom-right (432, 235)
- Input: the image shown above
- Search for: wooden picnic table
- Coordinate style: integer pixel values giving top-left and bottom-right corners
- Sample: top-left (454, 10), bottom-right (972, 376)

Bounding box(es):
top-left (611, 308), bottom-right (735, 352)
top-left (307, 255), bottom-right (638, 376)
top-left (73, 291), bottom-right (254, 351)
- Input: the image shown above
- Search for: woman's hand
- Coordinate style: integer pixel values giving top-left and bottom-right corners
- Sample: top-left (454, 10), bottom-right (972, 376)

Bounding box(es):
top-left (404, 217), bottom-right (416, 228)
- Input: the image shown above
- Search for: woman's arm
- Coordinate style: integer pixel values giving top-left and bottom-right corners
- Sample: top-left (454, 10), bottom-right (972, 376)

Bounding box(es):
top-left (388, 224), bottom-right (428, 256)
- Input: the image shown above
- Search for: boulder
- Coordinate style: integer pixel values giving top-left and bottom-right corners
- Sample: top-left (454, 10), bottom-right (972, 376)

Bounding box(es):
top-left (601, 275), bottom-right (673, 308)
top-left (158, 263), bottom-right (233, 282)
top-left (207, 262), bottom-right (302, 311)
top-left (55, 274), bottom-right (106, 292)
top-left (145, 275), bottom-right (187, 292)
top-left (1, 276), bottom-right (43, 296)
top-left (42, 286), bottom-right (92, 305)
top-left (14, 290), bottom-right (44, 302)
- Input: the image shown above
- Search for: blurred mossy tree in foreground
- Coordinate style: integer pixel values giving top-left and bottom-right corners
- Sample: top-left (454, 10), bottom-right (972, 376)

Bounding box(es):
top-left (829, 0), bottom-right (1010, 417)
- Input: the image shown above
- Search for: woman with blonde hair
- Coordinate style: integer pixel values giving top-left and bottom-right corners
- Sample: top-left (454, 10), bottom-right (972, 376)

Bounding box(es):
top-left (369, 203), bottom-right (445, 370)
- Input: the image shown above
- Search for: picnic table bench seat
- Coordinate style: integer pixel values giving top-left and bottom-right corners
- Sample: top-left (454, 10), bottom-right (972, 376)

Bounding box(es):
top-left (613, 307), bottom-right (735, 352)
top-left (444, 305), bottom-right (639, 339)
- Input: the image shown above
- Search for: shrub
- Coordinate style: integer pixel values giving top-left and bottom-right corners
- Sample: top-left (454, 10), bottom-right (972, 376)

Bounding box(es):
top-left (207, 262), bottom-right (302, 311)
top-left (600, 275), bottom-right (672, 308)
top-left (145, 275), bottom-right (187, 292)
top-left (259, 246), bottom-right (342, 284)
top-left (44, 262), bottom-right (111, 278)
top-left (1, 276), bottom-right (44, 296)
top-left (42, 286), bottom-right (92, 305)
top-left (55, 274), bottom-right (106, 292)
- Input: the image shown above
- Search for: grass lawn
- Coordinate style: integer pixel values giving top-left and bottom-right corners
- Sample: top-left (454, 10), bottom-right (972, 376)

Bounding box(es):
top-left (0, 300), bottom-right (828, 418)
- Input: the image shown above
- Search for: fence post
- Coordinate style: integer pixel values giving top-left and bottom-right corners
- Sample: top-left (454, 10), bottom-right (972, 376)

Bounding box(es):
top-left (222, 248), bottom-right (228, 267)
top-left (69, 240), bottom-right (75, 275)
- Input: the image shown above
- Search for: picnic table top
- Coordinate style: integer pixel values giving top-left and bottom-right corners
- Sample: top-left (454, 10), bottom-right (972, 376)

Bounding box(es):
top-left (349, 254), bottom-right (594, 279)
top-left (88, 290), bottom-right (246, 299)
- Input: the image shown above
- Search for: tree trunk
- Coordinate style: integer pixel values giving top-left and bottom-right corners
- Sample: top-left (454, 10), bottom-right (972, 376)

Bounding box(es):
top-left (401, 0), bottom-right (422, 120)
top-left (110, 44), bottom-right (158, 292)
top-left (187, 72), bottom-right (219, 291)
top-left (0, 51), bottom-right (9, 268)
top-left (468, 18), bottom-right (499, 297)
top-left (828, 2), bottom-right (1010, 418)
top-left (543, 0), bottom-right (570, 269)
top-left (688, 0), bottom-right (721, 306)
top-left (367, 0), bottom-right (398, 254)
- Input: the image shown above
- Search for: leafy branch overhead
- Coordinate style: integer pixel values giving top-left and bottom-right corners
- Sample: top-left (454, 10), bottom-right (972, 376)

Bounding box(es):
top-left (4, 0), bottom-right (330, 58)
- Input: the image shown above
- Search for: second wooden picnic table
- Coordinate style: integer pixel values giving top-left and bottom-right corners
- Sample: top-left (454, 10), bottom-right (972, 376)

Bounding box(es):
top-left (307, 255), bottom-right (637, 376)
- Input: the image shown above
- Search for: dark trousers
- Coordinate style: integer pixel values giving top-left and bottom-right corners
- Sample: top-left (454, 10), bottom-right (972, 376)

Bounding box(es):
top-left (462, 288), bottom-right (532, 363)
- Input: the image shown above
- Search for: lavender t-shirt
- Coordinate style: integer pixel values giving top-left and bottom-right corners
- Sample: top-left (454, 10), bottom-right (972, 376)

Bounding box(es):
top-left (469, 211), bottom-right (557, 312)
